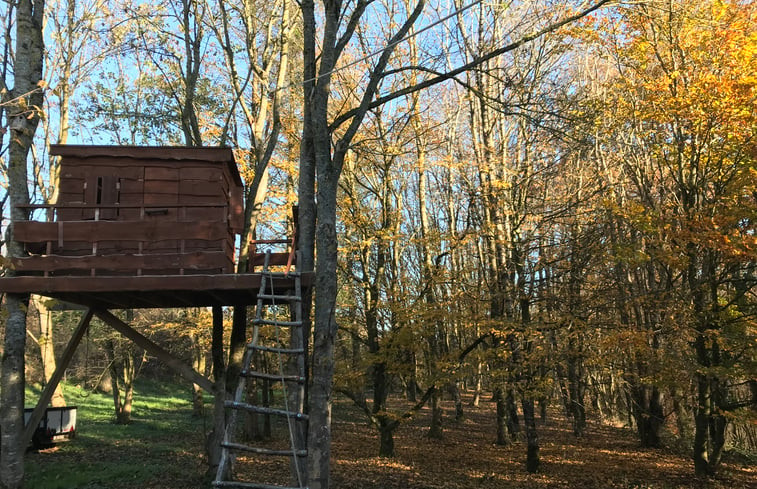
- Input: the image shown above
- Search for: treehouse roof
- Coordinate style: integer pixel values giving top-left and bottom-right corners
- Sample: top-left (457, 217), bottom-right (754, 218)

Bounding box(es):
top-left (51, 144), bottom-right (244, 188)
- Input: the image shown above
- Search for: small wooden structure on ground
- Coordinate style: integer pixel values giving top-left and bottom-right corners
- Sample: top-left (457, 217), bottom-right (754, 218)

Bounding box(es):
top-left (23, 406), bottom-right (77, 448)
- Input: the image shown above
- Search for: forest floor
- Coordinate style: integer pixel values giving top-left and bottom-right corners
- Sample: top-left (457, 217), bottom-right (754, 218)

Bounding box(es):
top-left (24, 382), bottom-right (755, 489)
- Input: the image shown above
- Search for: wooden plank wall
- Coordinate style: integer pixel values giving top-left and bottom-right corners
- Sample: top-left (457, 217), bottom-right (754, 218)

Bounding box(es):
top-left (24, 156), bottom-right (240, 276)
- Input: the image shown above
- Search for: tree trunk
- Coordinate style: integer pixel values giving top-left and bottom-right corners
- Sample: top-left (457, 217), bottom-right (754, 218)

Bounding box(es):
top-left (34, 295), bottom-right (66, 407)
top-left (378, 418), bottom-right (396, 458)
top-left (494, 386), bottom-right (508, 445)
top-left (244, 354), bottom-right (262, 441)
top-left (225, 306), bottom-right (247, 394)
top-left (539, 398), bottom-right (548, 426)
top-left (470, 361), bottom-right (482, 407)
top-left (428, 389), bottom-right (443, 439)
top-left (694, 371), bottom-right (711, 476)
top-left (1, 1), bottom-right (44, 487)
top-left (522, 397), bottom-right (540, 473)
top-left (1, 294), bottom-right (30, 489)
top-left (505, 388), bottom-right (520, 441)
top-left (568, 356), bottom-right (586, 437)
top-left (206, 305), bottom-right (226, 476)
top-left (406, 352), bottom-right (418, 402)
top-left (452, 381), bottom-right (464, 422)
top-left (671, 386), bottom-right (691, 440)
top-left (190, 331), bottom-right (206, 417)
top-left (307, 172), bottom-right (340, 489)
top-left (106, 339), bottom-right (139, 425)
top-left (693, 344), bottom-right (728, 476)
top-left (631, 384), bottom-right (664, 448)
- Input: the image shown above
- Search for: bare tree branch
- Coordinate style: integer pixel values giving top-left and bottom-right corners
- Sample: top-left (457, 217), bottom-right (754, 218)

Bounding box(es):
top-left (332, 0), bottom-right (615, 130)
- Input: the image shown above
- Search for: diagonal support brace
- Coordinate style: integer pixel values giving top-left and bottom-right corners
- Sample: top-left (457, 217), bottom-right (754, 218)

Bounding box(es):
top-left (24, 308), bottom-right (94, 445)
top-left (93, 308), bottom-right (216, 394)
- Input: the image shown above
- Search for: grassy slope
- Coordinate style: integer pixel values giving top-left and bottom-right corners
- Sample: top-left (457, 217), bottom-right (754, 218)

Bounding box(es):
top-left (24, 383), bottom-right (755, 489)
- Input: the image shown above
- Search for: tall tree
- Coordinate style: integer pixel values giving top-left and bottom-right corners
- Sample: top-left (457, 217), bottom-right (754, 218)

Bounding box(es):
top-left (0, 0), bottom-right (45, 488)
top-left (591, 0), bottom-right (757, 475)
top-left (298, 1), bottom-right (614, 486)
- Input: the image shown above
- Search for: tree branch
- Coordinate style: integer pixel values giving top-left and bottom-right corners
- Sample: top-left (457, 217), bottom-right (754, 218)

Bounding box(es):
top-left (332, 0), bottom-right (615, 130)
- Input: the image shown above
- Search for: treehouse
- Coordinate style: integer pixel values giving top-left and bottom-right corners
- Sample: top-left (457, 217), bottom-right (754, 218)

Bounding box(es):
top-left (0, 145), bottom-right (303, 309)
top-left (2, 146), bottom-right (310, 469)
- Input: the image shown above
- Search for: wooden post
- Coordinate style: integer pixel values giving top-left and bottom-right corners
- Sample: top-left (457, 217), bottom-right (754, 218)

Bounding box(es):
top-left (23, 309), bottom-right (94, 445)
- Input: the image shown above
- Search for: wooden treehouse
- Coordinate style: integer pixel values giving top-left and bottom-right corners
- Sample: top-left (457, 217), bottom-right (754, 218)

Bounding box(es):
top-left (0, 145), bottom-right (303, 308)
top-left (0, 146), bottom-right (310, 489)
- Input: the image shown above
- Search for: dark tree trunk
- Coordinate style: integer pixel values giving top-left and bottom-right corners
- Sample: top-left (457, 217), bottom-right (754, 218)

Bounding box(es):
top-left (505, 388), bottom-right (520, 440)
top-left (693, 338), bottom-right (728, 476)
top-left (206, 306), bottom-right (226, 476)
top-left (406, 354), bottom-right (418, 402)
top-left (694, 371), bottom-right (711, 476)
top-left (428, 389), bottom-right (443, 439)
top-left (494, 387), bottom-right (508, 445)
top-left (1, 294), bottom-right (30, 489)
top-left (226, 306), bottom-right (247, 394)
top-left (539, 398), bottom-right (548, 426)
top-left (670, 386), bottom-right (691, 440)
top-left (453, 381), bottom-right (464, 422)
top-left (631, 384), bottom-right (664, 448)
top-left (105, 338), bottom-right (140, 425)
top-left (567, 345), bottom-right (586, 436)
top-left (378, 418), bottom-right (396, 458)
top-left (522, 397), bottom-right (540, 473)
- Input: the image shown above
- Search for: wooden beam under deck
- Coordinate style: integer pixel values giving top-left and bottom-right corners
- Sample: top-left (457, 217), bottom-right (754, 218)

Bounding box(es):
top-left (0, 273), bottom-right (311, 309)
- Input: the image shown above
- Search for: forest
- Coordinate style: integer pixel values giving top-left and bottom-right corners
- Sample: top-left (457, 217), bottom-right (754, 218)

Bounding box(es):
top-left (0, 0), bottom-right (755, 488)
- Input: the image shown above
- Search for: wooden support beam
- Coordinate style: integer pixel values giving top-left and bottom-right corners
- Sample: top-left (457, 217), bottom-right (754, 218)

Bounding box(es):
top-left (93, 309), bottom-right (216, 394)
top-left (24, 309), bottom-right (94, 445)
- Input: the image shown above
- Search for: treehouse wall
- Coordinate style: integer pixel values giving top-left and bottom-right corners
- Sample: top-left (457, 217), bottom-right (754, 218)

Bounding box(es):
top-left (13, 146), bottom-right (244, 277)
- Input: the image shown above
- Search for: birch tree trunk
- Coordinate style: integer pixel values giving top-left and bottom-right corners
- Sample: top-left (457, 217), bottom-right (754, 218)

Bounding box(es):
top-left (1, 1), bottom-right (44, 488)
top-left (33, 296), bottom-right (66, 407)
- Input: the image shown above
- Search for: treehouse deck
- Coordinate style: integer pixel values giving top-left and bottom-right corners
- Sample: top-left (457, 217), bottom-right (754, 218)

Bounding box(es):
top-left (0, 270), bottom-right (308, 309)
top-left (0, 145), bottom-right (307, 309)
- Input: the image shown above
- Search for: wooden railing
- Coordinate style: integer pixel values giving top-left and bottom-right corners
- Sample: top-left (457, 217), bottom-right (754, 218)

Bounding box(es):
top-left (12, 203), bottom-right (235, 277)
top-left (246, 205), bottom-right (299, 274)
top-left (247, 235), bottom-right (297, 274)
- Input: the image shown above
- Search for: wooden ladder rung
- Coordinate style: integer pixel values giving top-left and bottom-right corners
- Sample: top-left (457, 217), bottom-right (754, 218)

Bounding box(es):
top-left (263, 271), bottom-right (302, 278)
top-left (257, 293), bottom-right (302, 302)
top-left (213, 481), bottom-right (307, 489)
top-left (252, 318), bottom-right (303, 327)
top-left (224, 401), bottom-right (308, 420)
top-left (240, 371), bottom-right (306, 383)
top-left (221, 442), bottom-right (306, 457)
top-left (249, 345), bottom-right (305, 355)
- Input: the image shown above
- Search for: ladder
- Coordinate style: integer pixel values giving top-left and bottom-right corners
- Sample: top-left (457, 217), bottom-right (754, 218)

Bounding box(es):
top-left (214, 251), bottom-right (308, 489)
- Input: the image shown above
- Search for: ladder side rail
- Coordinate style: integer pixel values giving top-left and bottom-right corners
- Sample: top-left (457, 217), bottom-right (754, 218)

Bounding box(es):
top-left (215, 252), bottom-right (271, 483)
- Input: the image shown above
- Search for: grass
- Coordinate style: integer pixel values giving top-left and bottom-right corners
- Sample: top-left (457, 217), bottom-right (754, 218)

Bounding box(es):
top-left (24, 379), bottom-right (211, 489)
